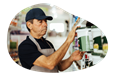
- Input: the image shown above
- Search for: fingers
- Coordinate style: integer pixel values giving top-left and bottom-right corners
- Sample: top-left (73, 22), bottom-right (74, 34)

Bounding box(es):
top-left (79, 52), bottom-right (82, 56)
top-left (74, 17), bottom-right (80, 27)
top-left (72, 26), bottom-right (80, 31)
top-left (74, 50), bottom-right (80, 55)
top-left (75, 26), bottom-right (81, 30)
top-left (83, 51), bottom-right (86, 54)
top-left (72, 17), bottom-right (80, 29)
top-left (76, 17), bottom-right (80, 22)
top-left (75, 50), bottom-right (85, 57)
top-left (79, 51), bottom-right (85, 57)
top-left (72, 26), bottom-right (81, 34)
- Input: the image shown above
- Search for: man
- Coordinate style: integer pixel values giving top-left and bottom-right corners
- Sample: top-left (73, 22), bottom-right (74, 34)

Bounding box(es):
top-left (18, 8), bottom-right (85, 73)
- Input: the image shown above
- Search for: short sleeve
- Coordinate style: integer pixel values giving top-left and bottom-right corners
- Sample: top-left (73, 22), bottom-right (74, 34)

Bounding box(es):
top-left (18, 42), bottom-right (43, 69)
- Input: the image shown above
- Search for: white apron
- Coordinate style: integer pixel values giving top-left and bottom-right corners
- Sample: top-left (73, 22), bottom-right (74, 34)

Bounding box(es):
top-left (29, 35), bottom-right (58, 73)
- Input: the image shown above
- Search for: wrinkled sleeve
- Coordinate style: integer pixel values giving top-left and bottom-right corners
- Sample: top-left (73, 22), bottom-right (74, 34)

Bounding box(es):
top-left (18, 42), bottom-right (43, 69)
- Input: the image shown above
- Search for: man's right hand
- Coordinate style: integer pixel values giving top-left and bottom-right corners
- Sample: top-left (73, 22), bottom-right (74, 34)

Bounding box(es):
top-left (66, 17), bottom-right (80, 43)
top-left (66, 26), bottom-right (80, 44)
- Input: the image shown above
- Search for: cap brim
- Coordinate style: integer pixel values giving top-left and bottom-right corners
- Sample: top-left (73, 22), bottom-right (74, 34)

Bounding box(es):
top-left (36, 16), bottom-right (53, 20)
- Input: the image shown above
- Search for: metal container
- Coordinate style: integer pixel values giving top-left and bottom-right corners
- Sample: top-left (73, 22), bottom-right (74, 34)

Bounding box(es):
top-left (91, 27), bottom-right (102, 50)
top-left (76, 27), bottom-right (92, 52)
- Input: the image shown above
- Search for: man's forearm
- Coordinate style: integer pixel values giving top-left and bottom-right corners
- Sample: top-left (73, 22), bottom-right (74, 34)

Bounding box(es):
top-left (46, 40), bottom-right (71, 68)
top-left (33, 39), bottom-right (72, 70)
top-left (58, 56), bottom-right (73, 71)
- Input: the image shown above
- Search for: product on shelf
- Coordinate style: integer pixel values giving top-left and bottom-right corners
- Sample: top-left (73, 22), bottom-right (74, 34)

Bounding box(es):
top-left (10, 18), bottom-right (18, 26)
top-left (102, 44), bottom-right (108, 53)
top-left (93, 44), bottom-right (99, 52)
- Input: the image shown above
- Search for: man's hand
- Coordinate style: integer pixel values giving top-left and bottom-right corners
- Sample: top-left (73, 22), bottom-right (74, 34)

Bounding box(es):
top-left (66, 17), bottom-right (80, 44)
top-left (70, 50), bottom-right (85, 61)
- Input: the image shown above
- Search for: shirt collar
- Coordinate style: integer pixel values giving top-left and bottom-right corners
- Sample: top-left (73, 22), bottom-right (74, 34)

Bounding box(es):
top-left (35, 37), bottom-right (46, 42)
top-left (27, 36), bottom-right (46, 41)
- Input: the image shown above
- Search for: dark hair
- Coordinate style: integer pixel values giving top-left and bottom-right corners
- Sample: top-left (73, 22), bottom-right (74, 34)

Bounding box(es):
top-left (26, 19), bottom-right (34, 32)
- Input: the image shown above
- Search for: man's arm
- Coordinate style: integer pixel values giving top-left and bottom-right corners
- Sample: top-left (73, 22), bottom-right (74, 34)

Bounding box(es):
top-left (58, 50), bottom-right (85, 71)
top-left (33, 38), bottom-right (71, 70)
top-left (58, 57), bottom-right (73, 71)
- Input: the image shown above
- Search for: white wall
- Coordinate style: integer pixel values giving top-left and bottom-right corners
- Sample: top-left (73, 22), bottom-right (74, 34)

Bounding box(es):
top-left (47, 17), bottom-right (69, 37)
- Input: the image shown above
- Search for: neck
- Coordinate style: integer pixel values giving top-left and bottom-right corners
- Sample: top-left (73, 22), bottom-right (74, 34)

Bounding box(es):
top-left (30, 31), bottom-right (43, 39)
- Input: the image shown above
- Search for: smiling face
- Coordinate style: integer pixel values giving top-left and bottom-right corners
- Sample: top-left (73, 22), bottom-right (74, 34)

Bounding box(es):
top-left (27, 19), bottom-right (48, 38)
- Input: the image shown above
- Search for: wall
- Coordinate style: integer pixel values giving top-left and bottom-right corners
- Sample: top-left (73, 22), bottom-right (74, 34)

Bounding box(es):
top-left (47, 5), bottom-right (71, 37)
top-left (47, 19), bottom-right (68, 37)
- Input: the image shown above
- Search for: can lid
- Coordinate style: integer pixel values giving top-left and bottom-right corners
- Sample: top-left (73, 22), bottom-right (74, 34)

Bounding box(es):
top-left (91, 25), bottom-right (98, 28)
top-left (87, 26), bottom-right (92, 28)
top-left (92, 52), bottom-right (102, 56)
top-left (83, 51), bottom-right (93, 53)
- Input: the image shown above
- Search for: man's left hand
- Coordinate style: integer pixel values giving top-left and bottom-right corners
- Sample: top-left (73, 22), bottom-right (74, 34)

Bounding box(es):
top-left (70, 50), bottom-right (85, 61)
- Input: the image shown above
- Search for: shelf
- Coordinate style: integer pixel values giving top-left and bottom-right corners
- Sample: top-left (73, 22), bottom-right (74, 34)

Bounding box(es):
top-left (8, 25), bottom-right (21, 31)
top-left (10, 54), bottom-right (18, 57)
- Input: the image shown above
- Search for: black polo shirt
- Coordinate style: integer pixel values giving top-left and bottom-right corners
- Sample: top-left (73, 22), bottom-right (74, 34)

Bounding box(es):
top-left (18, 36), bottom-right (55, 69)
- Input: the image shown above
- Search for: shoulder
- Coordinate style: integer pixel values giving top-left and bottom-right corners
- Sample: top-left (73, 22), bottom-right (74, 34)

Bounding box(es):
top-left (18, 36), bottom-right (37, 51)
top-left (19, 36), bottom-right (32, 46)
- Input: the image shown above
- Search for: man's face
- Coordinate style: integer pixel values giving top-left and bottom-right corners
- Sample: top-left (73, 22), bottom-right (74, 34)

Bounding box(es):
top-left (30, 19), bottom-right (48, 36)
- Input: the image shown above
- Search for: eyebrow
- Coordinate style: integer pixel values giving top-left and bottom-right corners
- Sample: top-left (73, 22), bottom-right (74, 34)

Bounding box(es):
top-left (37, 19), bottom-right (47, 22)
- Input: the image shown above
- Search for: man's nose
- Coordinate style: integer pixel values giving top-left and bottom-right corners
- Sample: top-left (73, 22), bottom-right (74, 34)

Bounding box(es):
top-left (43, 20), bottom-right (47, 26)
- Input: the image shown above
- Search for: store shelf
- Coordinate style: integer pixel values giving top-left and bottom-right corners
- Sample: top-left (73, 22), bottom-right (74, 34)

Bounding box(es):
top-left (8, 25), bottom-right (21, 30)
top-left (10, 54), bottom-right (18, 57)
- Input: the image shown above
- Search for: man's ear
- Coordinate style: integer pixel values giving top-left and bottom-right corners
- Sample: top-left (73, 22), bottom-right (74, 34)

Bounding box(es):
top-left (26, 22), bottom-right (32, 30)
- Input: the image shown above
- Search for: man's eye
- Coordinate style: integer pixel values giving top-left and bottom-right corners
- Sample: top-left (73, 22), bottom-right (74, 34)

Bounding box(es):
top-left (39, 20), bottom-right (42, 23)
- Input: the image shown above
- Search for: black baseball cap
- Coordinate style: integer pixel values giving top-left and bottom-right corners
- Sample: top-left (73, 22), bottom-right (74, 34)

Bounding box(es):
top-left (26, 8), bottom-right (53, 22)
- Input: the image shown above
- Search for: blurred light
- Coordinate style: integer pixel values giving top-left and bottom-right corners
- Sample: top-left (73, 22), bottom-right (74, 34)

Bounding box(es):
top-left (28, 6), bottom-right (31, 8)
top-left (50, 23), bottom-right (64, 32)
top-left (52, 10), bottom-right (56, 14)
top-left (52, 7), bottom-right (56, 14)
top-left (54, 14), bottom-right (57, 18)
top-left (50, 4), bottom-right (54, 7)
